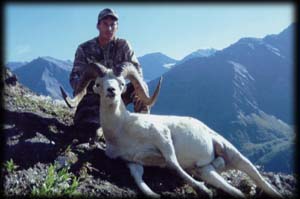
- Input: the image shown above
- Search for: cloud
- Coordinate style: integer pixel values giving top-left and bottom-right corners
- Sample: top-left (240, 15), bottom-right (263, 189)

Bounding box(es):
top-left (16, 45), bottom-right (31, 55)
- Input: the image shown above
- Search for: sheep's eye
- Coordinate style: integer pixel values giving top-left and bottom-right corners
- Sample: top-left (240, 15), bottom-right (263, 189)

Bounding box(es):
top-left (121, 82), bottom-right (125, 86)
top-left (96, 83), bottom-right (100, 87)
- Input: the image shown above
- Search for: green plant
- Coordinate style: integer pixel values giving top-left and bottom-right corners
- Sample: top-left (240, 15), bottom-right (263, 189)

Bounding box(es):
top-left (64, 145), bottom-right (72, 154)
top-left (4, 158), bottom-right (19, 173)
top-left (32, 164), bottom-right (79, 197)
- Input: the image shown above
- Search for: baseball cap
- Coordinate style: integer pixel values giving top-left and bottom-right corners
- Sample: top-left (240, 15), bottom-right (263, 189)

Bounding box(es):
top-left (98, 8), bottom-right (119, 22)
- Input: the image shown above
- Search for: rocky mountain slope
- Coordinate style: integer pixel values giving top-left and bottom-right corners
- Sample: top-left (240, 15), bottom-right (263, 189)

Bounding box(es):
top-left (1, 67), bottom-right (297, 198)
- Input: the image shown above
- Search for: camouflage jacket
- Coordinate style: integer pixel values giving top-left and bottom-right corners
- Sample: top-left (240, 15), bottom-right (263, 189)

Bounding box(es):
top-left (70, 36), bottom-right (145, 95)
top-left (70, 36), bottom-right (149, 126)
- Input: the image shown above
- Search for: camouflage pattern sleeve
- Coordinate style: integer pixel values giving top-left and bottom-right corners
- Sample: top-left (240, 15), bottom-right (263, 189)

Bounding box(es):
top-left (120, 39), bottom-right (144, 77)
top-left (120, 39), bottom-right (150, 97)
top-left (70, 45), bottom-right (88, 96)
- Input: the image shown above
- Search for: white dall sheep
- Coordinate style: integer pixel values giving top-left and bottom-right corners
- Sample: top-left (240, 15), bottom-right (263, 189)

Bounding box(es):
top-left (60, 61), bottom-right (282, 198)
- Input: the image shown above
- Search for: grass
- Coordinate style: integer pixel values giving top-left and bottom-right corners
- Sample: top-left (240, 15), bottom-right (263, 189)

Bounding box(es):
top-left (31, 164), bottom-right (79, 197)
top-left (4, 84), bottom-right (74, 124)
top-left (3, 159), bottom-right (19, 173)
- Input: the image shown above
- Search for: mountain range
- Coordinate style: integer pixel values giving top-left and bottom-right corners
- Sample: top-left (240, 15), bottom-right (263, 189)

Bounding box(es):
top-left (12, 56), bottom-right (73, 99)
top-left (148, 23), bottom-right (295, 174)
top-left (5, 23), bottom-right (295, 173)
top-left (6, 48), bottom-right (214, 98)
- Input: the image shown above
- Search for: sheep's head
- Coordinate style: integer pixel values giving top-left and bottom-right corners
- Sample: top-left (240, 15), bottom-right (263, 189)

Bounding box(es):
top-left (93, 70), bottom-right (127, 105)
top-left (60, 61), bottom-right (162, 109)
top-left (93, 62), bottom-right (162, 107)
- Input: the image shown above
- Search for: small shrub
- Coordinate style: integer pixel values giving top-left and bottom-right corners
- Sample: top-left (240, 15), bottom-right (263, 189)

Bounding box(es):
top-left (31, 164), bottom-right (79, 197)
top-left (3, 158), bottom-right (19, 173)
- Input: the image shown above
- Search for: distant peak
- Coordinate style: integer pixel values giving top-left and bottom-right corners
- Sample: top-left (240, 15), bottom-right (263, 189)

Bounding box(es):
top-left (179, 48), bottom-right (217, 64)
top-left (33, 56), bottom-right (72, 63)
top-left (194, 48), bottom-right (217, 56)
top-left (40, 56), bottom-right (64, 62)
top-left (41, 56), bottom-right (55, 60)
top-left (139, 52), bottom-right (178, 62)
top-left (142, 52), bottom-right (167, 58)
top-left (30, 56), bottom-right (73, 71)
top-left (196, 48), bottom-right (217, 52)
top-left (237, 37), bottom-right (263, 44)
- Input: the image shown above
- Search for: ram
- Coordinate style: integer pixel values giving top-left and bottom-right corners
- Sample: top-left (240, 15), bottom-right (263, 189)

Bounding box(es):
top-left (60, 61), bottom-right (282, 198)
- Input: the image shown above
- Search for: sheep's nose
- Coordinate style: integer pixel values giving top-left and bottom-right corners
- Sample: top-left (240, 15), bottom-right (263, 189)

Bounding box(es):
top-left (107, 87), bottom-right (115, 93)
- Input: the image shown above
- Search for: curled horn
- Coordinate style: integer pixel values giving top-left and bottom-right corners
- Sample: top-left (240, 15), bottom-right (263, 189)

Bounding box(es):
top-left (117, 62), bottom-right (162, 106)
top-left (60, 59), bottom-right (108, 108)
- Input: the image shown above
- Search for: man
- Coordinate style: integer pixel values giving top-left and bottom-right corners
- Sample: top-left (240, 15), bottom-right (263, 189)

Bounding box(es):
top-left (69, 8), bottom-right (149, 136)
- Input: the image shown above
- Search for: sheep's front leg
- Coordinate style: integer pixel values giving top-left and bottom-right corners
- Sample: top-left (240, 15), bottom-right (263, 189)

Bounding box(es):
top-left (127, 162), bottom-right (160, 198)
top-left (155, 128), bottom-right (213, 198)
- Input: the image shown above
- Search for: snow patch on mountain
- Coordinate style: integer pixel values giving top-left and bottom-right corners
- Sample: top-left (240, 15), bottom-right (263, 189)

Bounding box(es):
top-left (163, 63), bottom-right (176, 69)
top-left (232, 61), bottom-right (255, 81)
top-left (230, 60), bottom-right (258, 113)
top-left (237, 37), bottom-right (284, 58)
top-left (265, 44), bottom-right (284, 58)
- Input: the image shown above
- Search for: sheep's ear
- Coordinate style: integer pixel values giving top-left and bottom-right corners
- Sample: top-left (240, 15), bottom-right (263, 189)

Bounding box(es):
top-left (93, 78), bottom-right (102, 94)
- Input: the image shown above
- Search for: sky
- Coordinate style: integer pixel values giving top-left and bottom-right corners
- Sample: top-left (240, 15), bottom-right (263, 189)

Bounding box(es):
top-left (4, 3), bottom-right (295, 63)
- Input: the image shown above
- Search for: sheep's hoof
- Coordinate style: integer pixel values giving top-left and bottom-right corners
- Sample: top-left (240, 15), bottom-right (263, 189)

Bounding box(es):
top-left (195, 182), bottom-right (213, 199)
top-left (204, 190), bottom-right (213, 199)
top-left (198, 190), bottom-right (213, 199)
top-left (148, 192), bottom-right (160, 198)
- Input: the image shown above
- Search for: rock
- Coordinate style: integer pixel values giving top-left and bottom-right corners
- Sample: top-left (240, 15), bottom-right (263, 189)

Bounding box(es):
top-left (3, 67), bottom-right (18, 86)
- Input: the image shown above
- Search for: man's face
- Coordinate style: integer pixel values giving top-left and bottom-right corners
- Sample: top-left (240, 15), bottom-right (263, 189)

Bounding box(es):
top-left (98, 17), bottom-right (118, 42)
